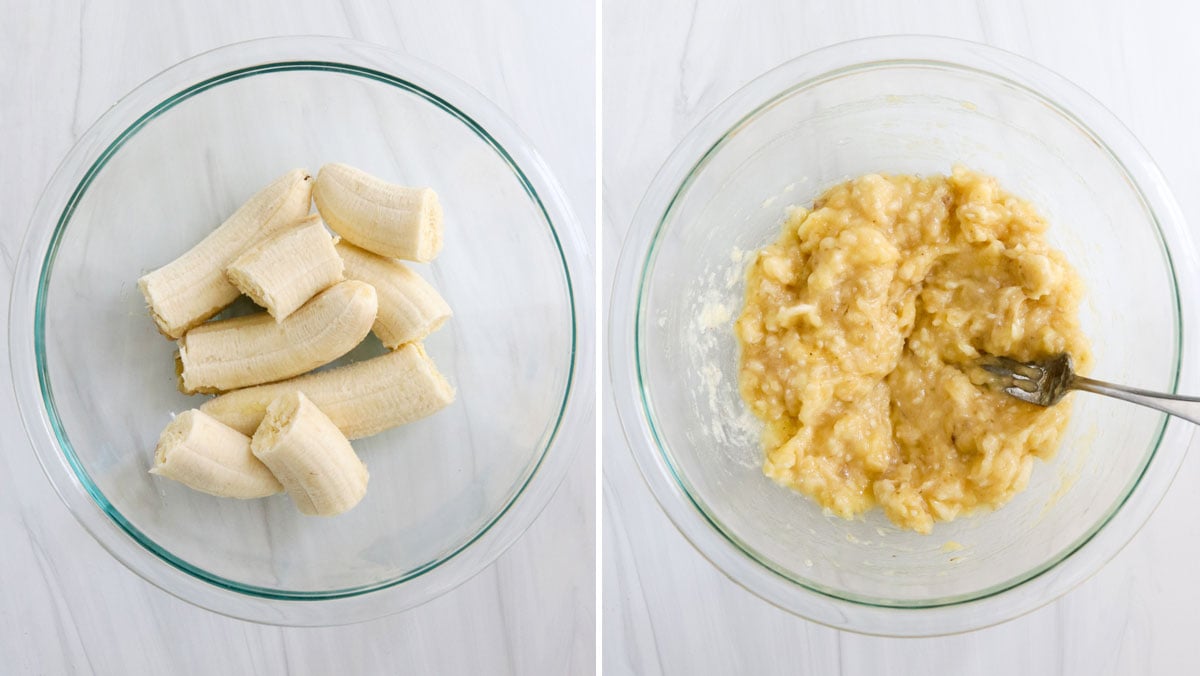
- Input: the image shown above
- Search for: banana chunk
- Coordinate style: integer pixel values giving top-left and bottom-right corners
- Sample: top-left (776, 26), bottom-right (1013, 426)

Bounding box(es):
top-left (139, 169), bottom-right (314, 339)
top-left (336, 240), bottom-right (451, 348)
top-left (201, 343), bottom-right (454, 438)
top-left (313, 163), bottom-right (443, 262)
top-left (149, 409), bottom-right (282, 498)
top-left (226, 215), bottom-right (345, 321)
top-left (177, 280), bottom-right (378, 394)
top-left (251, 392), bottom-right (368, 516)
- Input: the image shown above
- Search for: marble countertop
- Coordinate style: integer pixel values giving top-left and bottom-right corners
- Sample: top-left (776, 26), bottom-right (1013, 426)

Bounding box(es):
top-left (603, 0), bottom-right (1200, 674)
top-left (0, 1), bottom-right (593, 673)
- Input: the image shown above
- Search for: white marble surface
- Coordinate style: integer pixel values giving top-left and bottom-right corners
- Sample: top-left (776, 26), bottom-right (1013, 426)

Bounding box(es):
top-left (603, 0), bottom-right (1200, 674)
top-left (1, 1), bottom-right (593, 673)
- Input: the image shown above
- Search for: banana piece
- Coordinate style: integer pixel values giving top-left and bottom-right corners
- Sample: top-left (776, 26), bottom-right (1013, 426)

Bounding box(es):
top-left (139, 169), bottom-right (314, 339)
top-left (226, 215), bottom-right (345, 321)
top-left (335, 240), bottom-right (451, 348)
top-left (313, 163), bottom-right (443, 262)
top-left (200, 342), bottom-right (454, 438)
top-left (177, 280), bottom-right (378, 394)
top-left (251, 391), bottom-right (368, 516)
top-left (149, 409), bottom-right (282, 498)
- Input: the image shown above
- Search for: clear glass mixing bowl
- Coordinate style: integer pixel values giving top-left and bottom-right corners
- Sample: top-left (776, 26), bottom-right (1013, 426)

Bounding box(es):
top-left (610, 36), bottom-right (1200, 636)
top-left (10, 36), bottom-right (593, 626)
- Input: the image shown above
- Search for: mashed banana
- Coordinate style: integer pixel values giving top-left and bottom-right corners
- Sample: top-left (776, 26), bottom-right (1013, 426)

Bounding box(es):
top-left (735, 167), bottom-right (1091, 533)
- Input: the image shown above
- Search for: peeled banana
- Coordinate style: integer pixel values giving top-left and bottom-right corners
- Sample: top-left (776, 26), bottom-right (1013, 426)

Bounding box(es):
top-left (138, 169), bottom-right (314, 339)
top-left (200, 342), bottom-right (454, 438)
top-left (149, 409), bottom-right (283, 498)
top-left (251, 391), bottom-right (368, 516)
top-left (313, 163), bottom-right (443, 262)
top-left (335, 240), bottom-right (451, 348)
top-left (177, 280), bottom-right (378, 394)
top-left (226, 214), bottom-right (344, 321)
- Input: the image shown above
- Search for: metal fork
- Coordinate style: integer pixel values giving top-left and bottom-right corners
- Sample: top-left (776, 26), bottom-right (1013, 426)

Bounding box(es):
top-left (978, 353), bottom-right (1200, 425)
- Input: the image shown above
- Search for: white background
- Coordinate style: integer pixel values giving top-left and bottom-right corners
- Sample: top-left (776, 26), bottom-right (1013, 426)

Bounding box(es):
top-left (603, 0), bottom-right (1200, 674)
top-left (0, 1), bottom-right (594, 673)
top-left (8, 0), bottom-right (1200, 673)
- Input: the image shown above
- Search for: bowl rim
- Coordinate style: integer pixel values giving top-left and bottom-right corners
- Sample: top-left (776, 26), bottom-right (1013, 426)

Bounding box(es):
top-left (609, 34), bottom-right (1199, 636)
top-left (9, 35), bottom-right (595, 626)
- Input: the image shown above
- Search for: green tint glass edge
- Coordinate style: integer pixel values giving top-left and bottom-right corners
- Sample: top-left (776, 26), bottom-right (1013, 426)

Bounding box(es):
top-left (635, 58), bottom-right (1180, 610)
top-left (36, 61), bottom-right (577, 601)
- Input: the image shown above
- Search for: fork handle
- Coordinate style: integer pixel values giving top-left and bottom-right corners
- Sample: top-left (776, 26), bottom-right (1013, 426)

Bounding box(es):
top-left (1072, 376), bottom-right (1200, 426)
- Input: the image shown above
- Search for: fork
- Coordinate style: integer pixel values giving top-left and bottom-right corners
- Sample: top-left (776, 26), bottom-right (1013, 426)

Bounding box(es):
top-left (978, 353), bottom-right (1200, 425)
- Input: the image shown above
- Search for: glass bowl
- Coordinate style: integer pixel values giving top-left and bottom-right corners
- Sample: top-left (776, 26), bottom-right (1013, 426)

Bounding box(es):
top-left (610, 35), bottom-right (1200, 636)
top-left (10, 36), bottom-right (593, 626)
